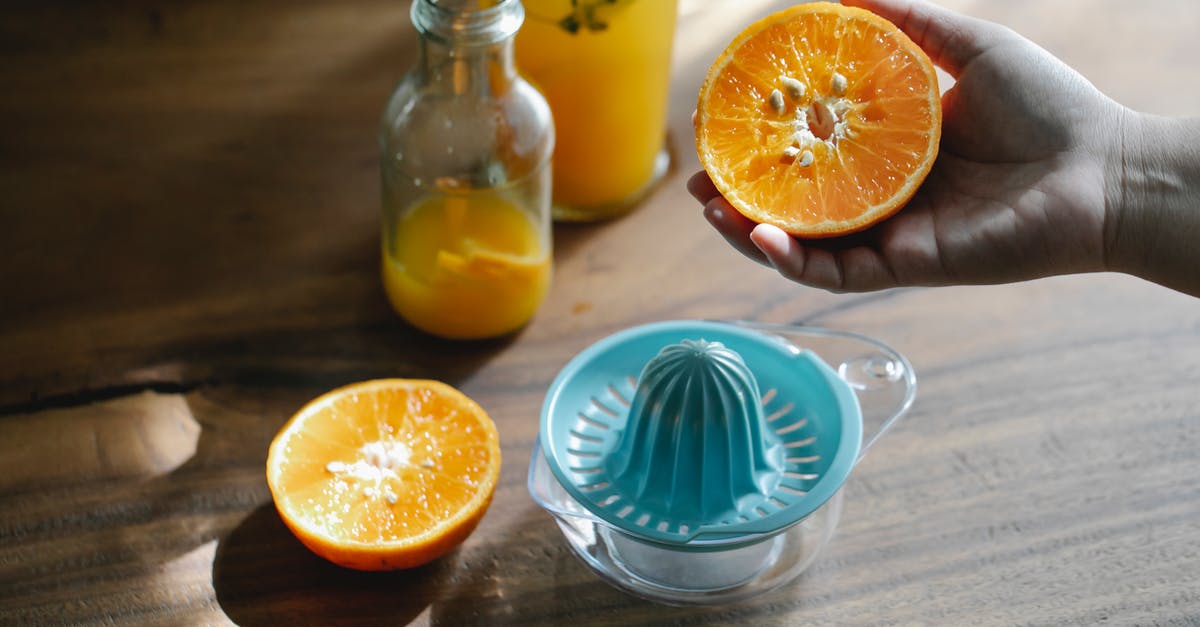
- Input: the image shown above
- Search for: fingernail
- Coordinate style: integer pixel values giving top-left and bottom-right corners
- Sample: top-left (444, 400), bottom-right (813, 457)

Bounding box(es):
top-left (750, 223), bottom-right (786, 254)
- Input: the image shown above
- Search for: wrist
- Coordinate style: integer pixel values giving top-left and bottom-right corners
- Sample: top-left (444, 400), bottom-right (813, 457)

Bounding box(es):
top-left (1103, 111), bottom-right (1200, 295)
top-left (1102, 107), bottom-right (1149, 276)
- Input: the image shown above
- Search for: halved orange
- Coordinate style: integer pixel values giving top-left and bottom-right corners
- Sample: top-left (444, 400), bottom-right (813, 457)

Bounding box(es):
top-left (266, 379), bottom-right (501, 570)
top-left (695, 2), bottom-right (941, 238)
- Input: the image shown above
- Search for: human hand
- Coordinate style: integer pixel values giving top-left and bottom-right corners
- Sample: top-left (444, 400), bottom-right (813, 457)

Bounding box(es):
top-left (690, 0), bottom-right (1126, 292)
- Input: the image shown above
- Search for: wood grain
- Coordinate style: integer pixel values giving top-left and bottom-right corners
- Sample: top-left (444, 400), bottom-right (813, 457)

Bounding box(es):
top-left (2, 0), bottom-right (1199, 624)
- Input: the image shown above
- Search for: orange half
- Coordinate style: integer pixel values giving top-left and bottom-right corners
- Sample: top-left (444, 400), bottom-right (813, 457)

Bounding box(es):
top-left (696, 2), bottom-right (941, 238)
top-left (266, 379), bottom-right (501, 570)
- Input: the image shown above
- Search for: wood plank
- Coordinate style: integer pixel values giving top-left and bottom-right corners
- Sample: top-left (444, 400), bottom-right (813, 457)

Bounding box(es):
top-left (2, 0), bottom-right (1199, 624)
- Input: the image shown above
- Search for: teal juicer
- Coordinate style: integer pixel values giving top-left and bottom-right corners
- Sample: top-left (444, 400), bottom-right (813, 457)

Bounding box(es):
top-left (528, 320), bottom-right (915, 605)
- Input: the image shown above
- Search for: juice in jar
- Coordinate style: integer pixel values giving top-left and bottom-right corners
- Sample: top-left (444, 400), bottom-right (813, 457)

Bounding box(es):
top-left (382, 191), bottom-right (551, 340)
top-left (516, 0), bottom-right (678, 220)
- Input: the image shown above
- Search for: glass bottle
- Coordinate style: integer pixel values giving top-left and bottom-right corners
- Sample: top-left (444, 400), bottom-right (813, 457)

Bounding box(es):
top-left (516, 0), bottom-right (678, 221)
top-left (380, 0), bottom-right (554, 340)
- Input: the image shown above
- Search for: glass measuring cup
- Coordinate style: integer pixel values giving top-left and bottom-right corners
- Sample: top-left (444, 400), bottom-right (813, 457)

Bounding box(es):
top-left (528, 321), bottom-right (915, 605)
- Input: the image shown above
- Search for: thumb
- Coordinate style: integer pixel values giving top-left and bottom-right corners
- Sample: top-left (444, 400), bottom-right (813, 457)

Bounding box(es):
top-left (842, 0), bottom-right (1009, 75)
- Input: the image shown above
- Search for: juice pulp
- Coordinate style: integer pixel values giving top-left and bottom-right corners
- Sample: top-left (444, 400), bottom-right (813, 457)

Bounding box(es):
top-left (516, 0), bottom-right (678, 216)
top-left (382, 193), bottom-right (551, 340)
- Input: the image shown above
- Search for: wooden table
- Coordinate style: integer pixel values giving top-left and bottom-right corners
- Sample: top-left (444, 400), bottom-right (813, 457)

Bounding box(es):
top-left (3, 1), bottom-right (1199, 624)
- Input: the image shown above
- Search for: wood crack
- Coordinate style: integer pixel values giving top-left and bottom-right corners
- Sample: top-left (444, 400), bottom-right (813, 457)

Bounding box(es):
top-left (0, 381), bottom-right (203, 417)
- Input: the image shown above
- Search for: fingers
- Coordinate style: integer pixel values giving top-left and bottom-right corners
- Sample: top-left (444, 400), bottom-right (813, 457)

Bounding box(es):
top-left (704, 202), bottom-right (773, 268)
top-left (685, 170), bottom-right (719, 204)
top-left (750, 224), bottom-right (901, 292)
top-left (841, 0), bottom-right (1005, 75)
top-left (687, 171), bottom-right (771, 266)
top-left (691, 170), bottom-right (905, 289)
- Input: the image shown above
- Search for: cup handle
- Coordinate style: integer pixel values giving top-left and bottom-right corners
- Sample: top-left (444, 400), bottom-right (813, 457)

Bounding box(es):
top-left (726, 321), bottom-right (917, 461)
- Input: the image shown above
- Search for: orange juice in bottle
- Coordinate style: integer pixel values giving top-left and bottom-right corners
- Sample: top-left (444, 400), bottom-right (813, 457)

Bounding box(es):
top-left (517, 0), bottom-right (678, 221)
top-left (382, 191), bottom-right (551, 340)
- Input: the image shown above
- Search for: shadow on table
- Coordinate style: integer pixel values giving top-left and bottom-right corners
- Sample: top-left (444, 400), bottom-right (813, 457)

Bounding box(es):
top-left (212, 502), bottom-right (686, 625)
top-left (425, 506), bottom-right (658, 625)
top-left (213, 503), bottom-right (450, 626)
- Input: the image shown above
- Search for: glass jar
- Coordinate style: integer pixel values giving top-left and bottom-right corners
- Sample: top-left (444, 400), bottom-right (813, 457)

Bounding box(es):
top-left (380, 0), bottom-right (554, 340)
top-left (516, 0), bottom-right (678, 221)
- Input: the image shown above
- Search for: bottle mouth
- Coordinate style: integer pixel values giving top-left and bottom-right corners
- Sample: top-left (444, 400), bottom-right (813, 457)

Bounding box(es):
top-left (411, 0), bottom-right (524, 46)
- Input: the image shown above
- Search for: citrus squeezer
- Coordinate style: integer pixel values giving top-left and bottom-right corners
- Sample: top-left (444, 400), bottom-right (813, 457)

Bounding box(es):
top-left (528, 320), bottom-right (915, 605)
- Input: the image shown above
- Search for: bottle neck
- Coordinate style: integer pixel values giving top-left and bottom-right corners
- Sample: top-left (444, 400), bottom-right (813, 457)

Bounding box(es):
top-left (417, 37), bottom-right (517, 96)
top-left (411, 0), bottom-right (522, 95)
